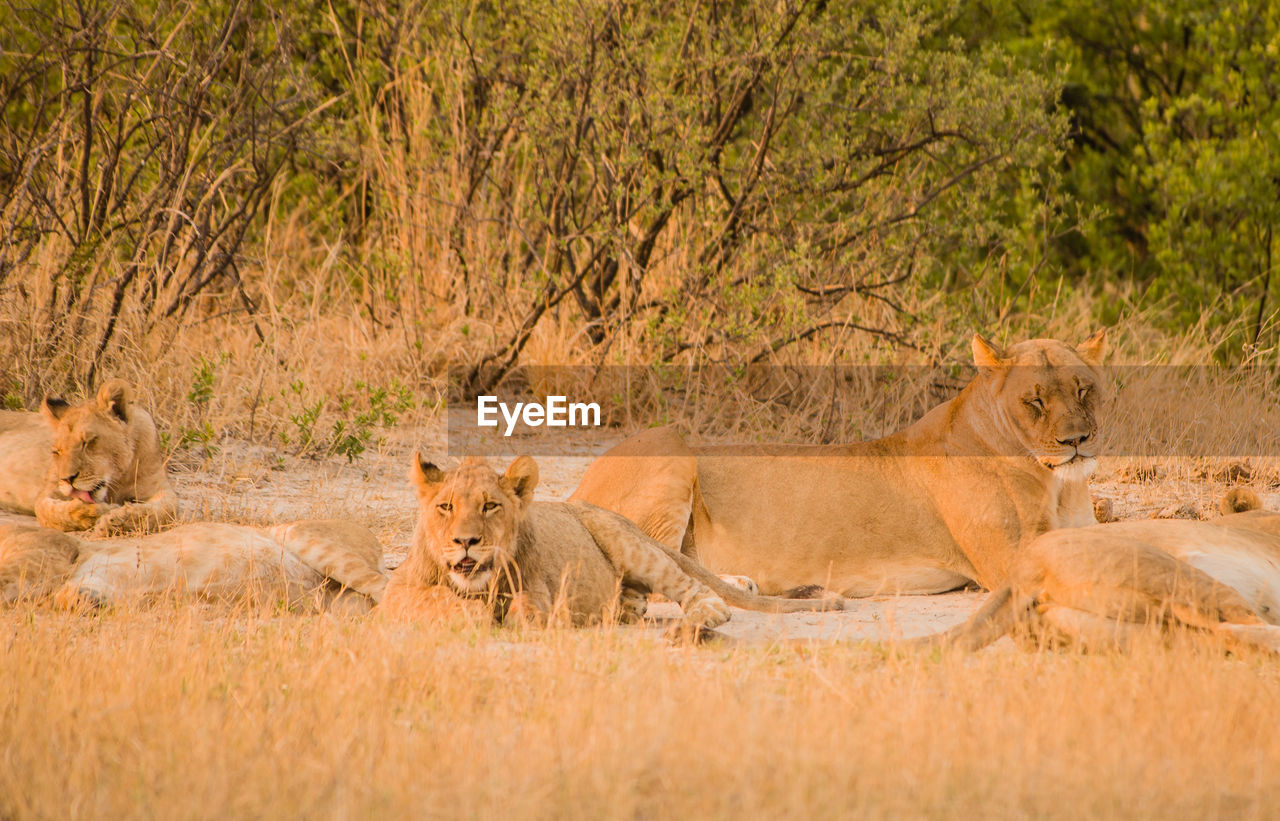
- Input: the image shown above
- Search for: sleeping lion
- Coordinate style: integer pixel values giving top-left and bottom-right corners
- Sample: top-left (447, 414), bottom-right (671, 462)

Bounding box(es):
top-left (0, 518), bottom-right (388, 613)
top-left (915, 489), bottom-right (1280, 654)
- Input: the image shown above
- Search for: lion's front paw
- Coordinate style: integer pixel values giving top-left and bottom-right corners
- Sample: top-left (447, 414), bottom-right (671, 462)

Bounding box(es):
top-left (66, 501), bottom-right (103, 530)
top-left (683, 593), bottom-right (730, 629)
top-left (502, 593), bottom-right (550, 627)
top-left (89, 505), bottom-right (132, 537)
top-left (616, 587), bottom-right (649, 624)
top-left (52, 584), bottom-right (109, 610)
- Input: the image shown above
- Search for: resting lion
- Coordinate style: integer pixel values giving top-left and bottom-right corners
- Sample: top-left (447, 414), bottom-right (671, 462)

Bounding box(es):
top-left (381, 455), bottom-right (845, 629)
top-left (914, 495), bottom-right (1280, 654)
top-left (0, 379), bottom-right (178, 534)
top-left (0, 518), bottom-right (388, 612)
top-left (570, 331), bottom-right (1107, 596)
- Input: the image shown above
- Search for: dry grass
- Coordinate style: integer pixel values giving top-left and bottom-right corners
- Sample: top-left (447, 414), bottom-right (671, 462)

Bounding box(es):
top-left (2, 606), bottom-right (1278, 819)
top-left (6, 8), bottom-right (1280, 817)
top-left (3, 434), bottom-right (1280, 819)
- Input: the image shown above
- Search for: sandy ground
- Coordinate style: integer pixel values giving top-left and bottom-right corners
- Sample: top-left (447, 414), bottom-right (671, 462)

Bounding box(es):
top-left (88, 412), bottom-right (1264, 645)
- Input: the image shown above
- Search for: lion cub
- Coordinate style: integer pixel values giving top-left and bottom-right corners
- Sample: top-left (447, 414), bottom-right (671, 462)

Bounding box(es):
top-left (383, 454), bottom-right (843, 629)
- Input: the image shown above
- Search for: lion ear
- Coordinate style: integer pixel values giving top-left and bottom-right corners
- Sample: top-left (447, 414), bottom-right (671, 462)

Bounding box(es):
top-left (41, 396), bottom-right (71, 426)
top-left (409, 451), bottom-right (446, 494)
top-left (500, 455), bottom-right (539, 506)
top-left (96, 379), bottom-right (131, 422)
top-left (1076, 328), bottom-right (1107, 367)
top-left (971, 334), bottom-right (1009, 370)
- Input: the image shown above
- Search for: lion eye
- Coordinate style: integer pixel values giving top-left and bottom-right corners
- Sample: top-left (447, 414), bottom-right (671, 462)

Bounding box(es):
top-left (50, 448), bottom-right (60, 457)
top-left (437, 502), bottom-right (453, 513)
top-left (483, 501), bottom-right (500, 512)
top-left (1077, 386), bottom-right (1090, 400)
top-left (1024, 396), bottom-right (1045, 411)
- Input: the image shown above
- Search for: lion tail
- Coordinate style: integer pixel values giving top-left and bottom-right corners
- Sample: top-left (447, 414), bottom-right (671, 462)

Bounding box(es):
top-left (898, 586), bottom-right (1022, 652)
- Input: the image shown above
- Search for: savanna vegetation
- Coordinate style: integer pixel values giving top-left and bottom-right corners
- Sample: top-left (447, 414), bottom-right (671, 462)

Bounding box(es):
top-left (3, 0), bottom-right (1278, 448)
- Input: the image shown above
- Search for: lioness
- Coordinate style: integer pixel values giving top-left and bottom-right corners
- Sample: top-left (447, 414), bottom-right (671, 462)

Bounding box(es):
top-left (382, 455), bottom-right (844, 629)
top-left (914, 498), bottom-right (1280, 654)
top-left (571, 332), bottom-right (1107, 596)
top-left (0, 380), bottom-right (177, 534)
top-left (0, 518), bottom-right (388, 612)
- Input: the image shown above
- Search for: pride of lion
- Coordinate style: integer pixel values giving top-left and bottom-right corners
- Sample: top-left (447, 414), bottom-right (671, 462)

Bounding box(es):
top-left (2, 330), bottom-right (1279, 654)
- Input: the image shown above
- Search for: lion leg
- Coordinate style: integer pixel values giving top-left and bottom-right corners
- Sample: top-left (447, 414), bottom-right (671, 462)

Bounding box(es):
top-left (265, 520), bottom-right (389, 602)
top-left (1036, 604), bottom-right (1153, 652)
top-left (379, 574), bottom-right (487, 623)
top-left (571, 500), bottom-right (839, 616)
top-left (570, 427), bottom-right (698, 552)
top-left (52, 582), bottom-right (110, 611)
top-left (1214, 623), bottom-right (1280, 655)
top-left (1021, 535), bottom-right (1265, 631)
top-left (601, 530), bottom-right (730, 629)
top-left (34, 495), bottom-right (104, 532)
top-left (566, 502), bottom-right (728, 628)
top-left (504, 583), bottom-right (554, 627)
top-left (91, 491), bottom-right (179, 537)
top-left (616, 585), bottom-right (649, 624)
top-left (1034, 604), bottom-right (1276, 655)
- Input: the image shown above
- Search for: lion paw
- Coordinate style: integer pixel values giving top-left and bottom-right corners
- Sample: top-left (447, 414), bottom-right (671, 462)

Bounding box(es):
top-left (67, 501), bottom-right (103, 530)
top-left (89, 505), bottom-right (132, 537)
top-left (52, 584), bottom-right (108, 610)
top-left (717, 574), bottom-right (759, 595)
top-left (616, 587), bottom-right (649, 624)
top-left (683, 593), bottom-right (730, 629)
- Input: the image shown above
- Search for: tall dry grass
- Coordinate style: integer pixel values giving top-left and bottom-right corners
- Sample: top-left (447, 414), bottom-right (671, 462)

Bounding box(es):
top-left (2, 606), bottom-right (1278, 819)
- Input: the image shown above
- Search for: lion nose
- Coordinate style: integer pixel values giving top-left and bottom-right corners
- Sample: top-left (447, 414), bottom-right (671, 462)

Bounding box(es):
top-left (453, 535), bottom-right (481, 548)
top-left (63, 471), bottom-right (78, 484)
top-left (1057, 434), bottom-right (1089, 448)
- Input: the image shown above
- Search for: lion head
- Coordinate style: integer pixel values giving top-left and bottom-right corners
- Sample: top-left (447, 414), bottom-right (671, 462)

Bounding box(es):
top-left (409, 454), bottom-right (538, 593)
top-left (971, 330), bottom-right (1107, 476)
top-left (40, 380), bottom-right (138, 504)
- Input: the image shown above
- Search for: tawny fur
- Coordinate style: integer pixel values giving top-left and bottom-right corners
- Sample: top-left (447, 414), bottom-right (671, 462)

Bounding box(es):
top-left (912, 508), bottom-right (1280, 655)
top-left (382, 455), bottom-right (844, 629)
top-left (0, 380), bottom-right (178, 534)
top-left (0, 519), bottom-right (387, 612)
top-left (1220, 486), bottom-right (1262, 516)
top-left (571, 332), bottom-right (1108, 596)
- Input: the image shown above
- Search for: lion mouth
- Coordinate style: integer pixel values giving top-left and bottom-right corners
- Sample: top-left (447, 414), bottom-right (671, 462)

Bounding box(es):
top-left (67, 482), bottom-right (107, 504)
top-left (451, 557), bottom-right (492, 576)
top-left (1045, 452), bottom-right (1097, 476)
